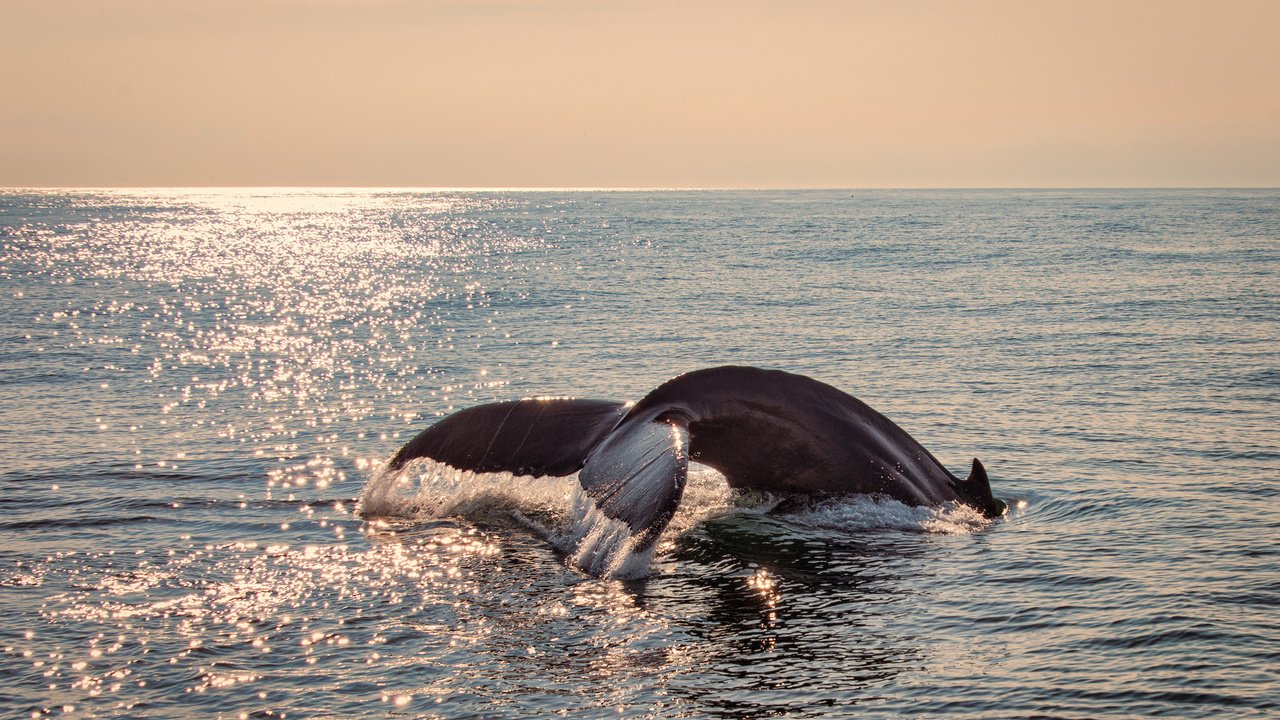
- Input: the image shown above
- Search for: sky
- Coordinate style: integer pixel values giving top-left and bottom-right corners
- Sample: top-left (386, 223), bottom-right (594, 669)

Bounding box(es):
top-left (2, 0), bottom-right (1277, 188)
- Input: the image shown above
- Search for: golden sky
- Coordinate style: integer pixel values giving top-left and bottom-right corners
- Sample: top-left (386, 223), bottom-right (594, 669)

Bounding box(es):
top-left (3, 0), bottom-right (1277, 187)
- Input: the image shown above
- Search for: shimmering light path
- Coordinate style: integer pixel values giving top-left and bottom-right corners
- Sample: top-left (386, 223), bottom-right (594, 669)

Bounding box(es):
top-left (1, 189), bottom-right (1277, 718)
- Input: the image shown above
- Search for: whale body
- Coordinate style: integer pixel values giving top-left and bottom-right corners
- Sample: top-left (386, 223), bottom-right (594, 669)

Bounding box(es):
top-left (387, 366), bottom-right (1005, 565)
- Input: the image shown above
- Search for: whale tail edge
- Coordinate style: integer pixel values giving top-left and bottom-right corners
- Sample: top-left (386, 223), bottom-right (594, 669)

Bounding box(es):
top-left (385, 398), bottom-right (628, 477)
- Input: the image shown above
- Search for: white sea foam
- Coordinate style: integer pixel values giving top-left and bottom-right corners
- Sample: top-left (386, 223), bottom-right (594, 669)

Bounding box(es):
top-left (358, 460), bottom-right (988, 579)
top-left (357, 457), bottom-right (654, 578)
top-left (785, 494), bottom-right (994, 535)
top-left (357, 460), bottom-right (739, 578)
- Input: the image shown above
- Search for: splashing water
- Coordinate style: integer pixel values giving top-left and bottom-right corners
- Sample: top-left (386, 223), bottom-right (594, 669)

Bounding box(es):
top-left (357, 457), bottom-right (990, 579)
top-left (357, 458), bottom-right (713, 579)
top-left (562, 490), bottom-right (655, 579)
top-left (786, 495), bottom-right (998, 535)
top-left (357, 458), bottom-right (577, 522)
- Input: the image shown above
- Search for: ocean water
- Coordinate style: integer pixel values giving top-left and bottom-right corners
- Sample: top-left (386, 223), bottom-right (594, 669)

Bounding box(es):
top-left (0, 188), bottom-right (1276, 718)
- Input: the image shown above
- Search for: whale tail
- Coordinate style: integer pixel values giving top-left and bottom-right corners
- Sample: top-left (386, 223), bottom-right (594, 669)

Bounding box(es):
top-left (382, 368), bottom-right (1009, 579)
top-left (962, 458), bottom-right (1006, 517)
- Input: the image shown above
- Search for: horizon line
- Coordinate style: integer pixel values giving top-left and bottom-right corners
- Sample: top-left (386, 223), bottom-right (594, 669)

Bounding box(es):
top-left (3, 185), bottom-right (1278, 193)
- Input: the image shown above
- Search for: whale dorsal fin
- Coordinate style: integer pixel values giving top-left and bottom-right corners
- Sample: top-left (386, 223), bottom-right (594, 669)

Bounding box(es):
top-left (967, 457), bottom-right (988, 487)
top-left (963, 458), bottom-right (1006, 516)
top-left (578, 418), bottom-right (690, 551)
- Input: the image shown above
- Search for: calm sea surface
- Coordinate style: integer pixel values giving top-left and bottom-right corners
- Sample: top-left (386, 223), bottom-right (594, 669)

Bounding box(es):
top-left (1, 189), bottom-right (1276, 718)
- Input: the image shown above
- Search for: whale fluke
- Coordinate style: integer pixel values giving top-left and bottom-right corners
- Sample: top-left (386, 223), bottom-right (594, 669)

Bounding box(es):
top-left (382, 366), bottom-right (1005, 576)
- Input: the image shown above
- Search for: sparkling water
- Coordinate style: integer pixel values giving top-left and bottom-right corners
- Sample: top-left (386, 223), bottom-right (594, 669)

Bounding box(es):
top-left (1, 189), bottom-right (1276, 718)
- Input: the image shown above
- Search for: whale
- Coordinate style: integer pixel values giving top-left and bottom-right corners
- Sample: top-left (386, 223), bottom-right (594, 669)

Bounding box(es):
top-left (386, 366), bottom-right (1006, 563)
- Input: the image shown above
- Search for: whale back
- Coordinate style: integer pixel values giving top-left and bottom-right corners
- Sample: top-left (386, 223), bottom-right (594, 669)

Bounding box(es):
top-left (625, 366), bottom-right (987, 509)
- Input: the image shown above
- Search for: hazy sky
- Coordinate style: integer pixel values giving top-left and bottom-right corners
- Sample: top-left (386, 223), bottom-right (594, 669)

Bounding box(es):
top-left (3, 0), bottom-right (1277, 187)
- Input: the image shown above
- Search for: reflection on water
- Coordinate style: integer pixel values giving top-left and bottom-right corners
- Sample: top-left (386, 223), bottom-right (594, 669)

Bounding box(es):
top-left (1, 189), bottom-right (1277, 718)
top-left (654, 515), bottom-right (931, 717)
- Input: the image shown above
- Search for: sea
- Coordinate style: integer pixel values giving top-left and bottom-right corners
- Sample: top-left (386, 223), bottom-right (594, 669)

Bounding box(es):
top-left (0, 188), bottom-right (1276, 719)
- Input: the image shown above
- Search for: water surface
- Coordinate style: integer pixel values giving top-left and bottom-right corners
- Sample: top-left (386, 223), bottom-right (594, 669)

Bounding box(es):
top-left (1, 189), bottom-right (1277, 718)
